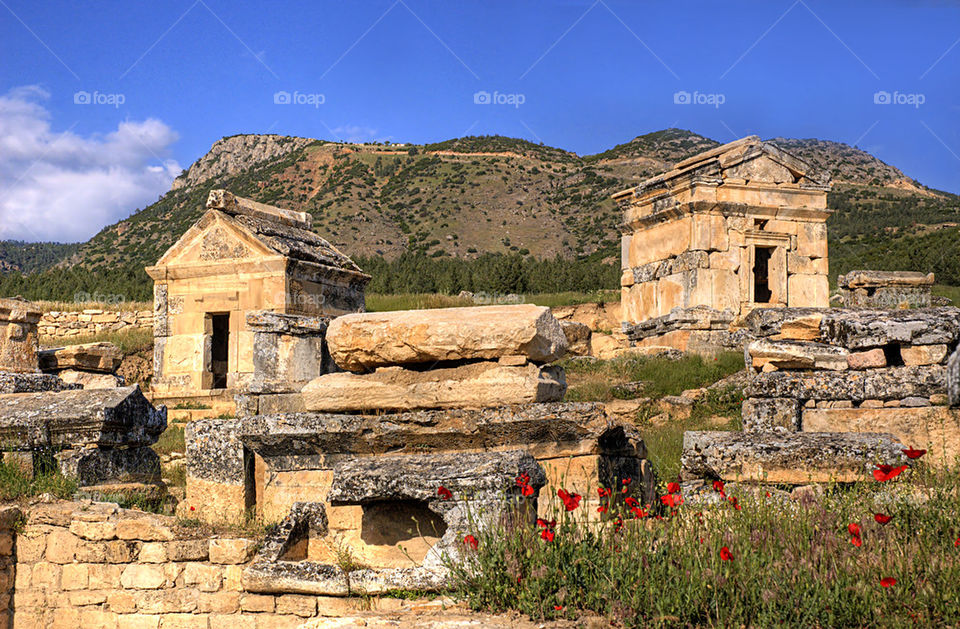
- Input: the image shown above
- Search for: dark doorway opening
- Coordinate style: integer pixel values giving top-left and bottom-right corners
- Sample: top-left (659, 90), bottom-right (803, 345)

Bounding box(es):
top-left (753, 247), bottom-right (773, 304)
top-left (210, 313), bottom-right (230, 389)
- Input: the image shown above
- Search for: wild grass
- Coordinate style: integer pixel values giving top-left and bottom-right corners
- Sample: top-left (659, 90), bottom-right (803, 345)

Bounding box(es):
top-left (447, 463), bottom-right (960, 628)
top-left (152, 425), bottom-right (185, 457)
top-left (365, 290), bottom-right (621, 312)
top-left (0, 459), bottom-right (77, 501)
top-left (39, 326), bottom-right (154, 354)
top-left (561, 352), bottom-right (745, 402)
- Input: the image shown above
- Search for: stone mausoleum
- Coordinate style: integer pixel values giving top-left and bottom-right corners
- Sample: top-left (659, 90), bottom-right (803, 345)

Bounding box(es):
top-left (614, 136), bottom-right (832, 353)
top-left (146, 190), bottom-right (370, 414)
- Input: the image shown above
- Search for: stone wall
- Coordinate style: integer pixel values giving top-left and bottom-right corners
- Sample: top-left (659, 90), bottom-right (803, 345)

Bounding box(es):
top-left (5, 500), bottom-right (426, 628)
top-left (38, 310), bottom-right (153, 339)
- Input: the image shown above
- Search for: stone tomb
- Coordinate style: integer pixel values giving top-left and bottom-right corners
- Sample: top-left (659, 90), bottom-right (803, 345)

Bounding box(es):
top-left (838, 270), bottom-right (935, 309)
top-left (146, 189), bottom-right (369, 415)
top-left (614, 136), bottom-right (832, 354)
top-left (38, 341), bottom-right (124, 389)
top-left (185, 403), bottom-right (653, 591)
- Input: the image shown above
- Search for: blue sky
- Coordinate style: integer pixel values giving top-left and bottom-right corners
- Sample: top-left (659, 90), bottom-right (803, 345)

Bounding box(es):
top-left (1, 0), bottom-right (958, 242)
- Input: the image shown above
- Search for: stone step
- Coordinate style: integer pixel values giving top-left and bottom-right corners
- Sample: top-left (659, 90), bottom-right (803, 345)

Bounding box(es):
top-left (681, 429), bottom-right (906, 484)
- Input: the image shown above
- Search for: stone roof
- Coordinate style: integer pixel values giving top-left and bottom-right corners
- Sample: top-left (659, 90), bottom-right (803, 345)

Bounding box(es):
top-left (613, 135), bottom-right (830, 201)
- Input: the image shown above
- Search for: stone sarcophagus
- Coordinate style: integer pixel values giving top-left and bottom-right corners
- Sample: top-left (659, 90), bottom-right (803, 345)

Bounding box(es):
top-left (614, 136), bottom-right (832, 354)
top-left (838, 270), bottom-right (935, 310)
top-left (146, 190), bottom-right (369, 415)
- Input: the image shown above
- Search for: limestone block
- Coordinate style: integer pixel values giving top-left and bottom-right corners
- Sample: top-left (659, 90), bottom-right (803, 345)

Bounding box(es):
top-left (741, 307), bottom-right (828, 341)
top-left (802, 406), bottom-right (960, 464)
top-left (0, 297), bottom-right (41, 373)
top-left (796, 222), bottom-right (828, 259)
top-left (657, 274), bottom-right (686, 314)
top-left (787, 253), bottom-right (827, 276)
top-left (116, 518), bottom-right (174, 542)
top-left (900, 344), bottom-right (947, 366)
top-left (209, 539), bottom-right (257, 565)
top-left (787, 273), bottom-right (829, 308)
top-left (748, 339), bottom-right (848, 371)
top-left (747, 366), bottom-right (945, 402)
top-left (709, 248), bottom-right (741, 272)
top-left (839, 270), bottom-right (935, 289)
top-left (847, 349), bottom-right (886, 370)
top-left (120, 565), bottom-right (166, 589)
top-left (302, 362), bottom-right (566, 412)
top-left (39, 342), bottom-right (122, 373)
top-left (56, 370), bottom-right (123, 389)
top-left (559, 320), bottom-right (591, 356)
top-left (821, 307), bottom-right (960, 350)
top-left (949, 344), bottom-right (960, 407)
top-left (742, 398), bottom-right (801, 432)
top-left (691, 214), bottom-right (728, 252)
top-left (681, 430), bottom-right (905, 483)
top-left (326, 304), bottom-right (567, 371)
top-left (183, 563), bottom-right (223, 592)
top-left (628, 217), bottom-right (692, 267)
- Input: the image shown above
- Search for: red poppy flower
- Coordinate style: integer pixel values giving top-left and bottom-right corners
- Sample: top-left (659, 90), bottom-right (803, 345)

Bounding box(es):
top-left (598, 487), bottom-right (612, 498)
top-left (954, 537), bottom-right (960, 547)
top-left (521, 483), bottom-right (534, 497)
top-left (699, 537), bottom-right (704, 544)
top-left (874, 513), bottom-right (893, 525)
top-left (848, 523), bottom-right (861, 537)
top-left (873, 464), bottom-right (907, 482)
top-left (558, 488), bottom-right (582, 511)
top-left (720, 546), bottom-right (733, 561)
top-left (712, 479), bottom-right (725, 494)
top-left (902, 447), bottom-right (926, 460)
top-left (540, 528), bottom-right (555, 542)
top-left (850, 535), bottom-right (862, 548)
top-left (189, 506), bottom-right (195, 512)
top-left (463, 535), bottom-right (478, 550)
top-left (765, 491), bottom-right (771, 498)
top-left (880, 577), bottom-right (897, 588)
top-left (622, 478), bottom-right (632, 485)
top-left (625, 496), bottom-right (639, 508)
top-left (667, 482), bottom-right (681, 494)
top-left (437, 486), bottom-right (453, 500)
top-left (553, 605), bottom-right (563, 611)
top-left (536, 518), bottom-right (556, 529)
top-left (621, 478), bottom-right (632, 493)
top-left (597, 505), bottom-right (608, 513)
top-left (631, 506), bottom-right (648, 519)
top-left (516, 473), bottom-right (530, 487)
top-left (661, 494), bottom-right (684, 508)
top-left (728, 496), bottom-right (742, 511)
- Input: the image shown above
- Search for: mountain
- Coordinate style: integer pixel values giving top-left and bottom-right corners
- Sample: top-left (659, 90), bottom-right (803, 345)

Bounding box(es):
top-left (2, 128), bottom-right (959, 301)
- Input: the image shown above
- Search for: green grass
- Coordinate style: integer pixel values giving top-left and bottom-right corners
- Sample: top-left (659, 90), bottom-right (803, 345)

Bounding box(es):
top-left (365, 290), bottom-right (620, 312)
top-left (39, 326), bottom-right (153, 354)
top-left (448, 463), bottom-right (960, 628)
top-left (152, 425), bottom-right (185, 457)
top-left (932, 284), bottom-right (960, 305)
top-left (365, 293), bottom-right (475, 311)
top-left (0, 459), bottom-right (77, 501)
top-left (561, 352), bottom-right (745, 402)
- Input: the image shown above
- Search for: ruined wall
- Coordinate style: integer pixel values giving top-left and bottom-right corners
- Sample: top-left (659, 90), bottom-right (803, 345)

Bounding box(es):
top-left (38, 310), bottom-right (153, 339)
top-left (6, 501), bottom-right (419, 628)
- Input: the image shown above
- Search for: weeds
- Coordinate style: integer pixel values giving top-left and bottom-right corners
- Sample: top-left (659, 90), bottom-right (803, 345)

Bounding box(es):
top-left (0, 460), bottom-right (77, 501)
top-left (39, 326), bottom-right (153, 354)
top-left (152, 425), bottom-right (185, 457)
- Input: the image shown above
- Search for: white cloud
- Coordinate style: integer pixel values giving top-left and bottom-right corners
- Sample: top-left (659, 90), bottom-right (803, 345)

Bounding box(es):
top-left (0, 85), bottom-right (182, 242)
top-left (330, 124), bottom-right (393, 144)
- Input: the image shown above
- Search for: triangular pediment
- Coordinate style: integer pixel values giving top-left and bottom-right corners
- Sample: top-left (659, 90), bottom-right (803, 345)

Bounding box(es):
top-left (153, 210), bottom-right (278, 268)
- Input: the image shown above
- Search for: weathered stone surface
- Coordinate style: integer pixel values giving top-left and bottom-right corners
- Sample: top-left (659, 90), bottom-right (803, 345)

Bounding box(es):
top-left (948, 345), bottom-right (960, 407)
top-left (0, 297), bottom-right (41, 373)
top-left (802, 406), bottom-right (960, 464)
top-left (301, 362), bottom-right (566, 412)
top-left (847, 348), bottom-right (886, 370)
top-left (56, 370), bottom-right (123, 389)
top-left (209, 538), bottom-right (257, 565)
top-left (0, 371), bottom-right (77, 394)
top-left (681, 430), bottom-right (905, 483)
top-left (900, 344), bottom-right (948, 366)
top-left (559, 320), bottom-right (592, 356)
top-left (820, 307), bottom-right (960, 349)
top-left (38, 342), bottom-right (121, 373)
top-left (839, 270), bottom-right (935, 289)
top-left (739, 307), bottom-right (829, 340)
top-left (742, 398), bottom-right (801, 432)
top-left (56, 445), bottom-right (161, 486)
top-left (0, 385), bottom-right (166, 449)
top-left (748, 339), bottom-right (848, 371)
top-left (326, 304), bottom-right (568, 372)
top-left (746, 366), bottom-right (946, 402)
top-left (838, 271), bottom-right (935, 310)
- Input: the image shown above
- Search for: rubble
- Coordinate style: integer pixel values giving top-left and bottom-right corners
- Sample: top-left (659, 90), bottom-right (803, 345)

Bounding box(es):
top-left (838, 270), bottom-right (935, 309)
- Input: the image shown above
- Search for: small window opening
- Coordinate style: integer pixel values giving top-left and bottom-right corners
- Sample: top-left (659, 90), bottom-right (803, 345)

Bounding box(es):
top-left (210, 313), bottom-right (230, 389)
top-left (753, 247), bottom-right (774, 303)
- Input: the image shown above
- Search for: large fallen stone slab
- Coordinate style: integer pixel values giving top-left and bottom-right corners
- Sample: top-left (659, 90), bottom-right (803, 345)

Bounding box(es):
top-left (56, 369), bottom-right (123, 389)
top-left (326, 304), bottom-right (568, 372)
top-left (0, 385), bottom-right (166, 449)
top-left (820, 308), bottom-right (960, 349)
top-left (38, 342), bottom-right (122, 373)
top-left (746, 366), bottom-right (946, 401)
top-left (801, 406), bottom-right (960, 465)
top-left (681, 430), bottom-right (906, 483)
top-left (56, 445), bottom-right (161, 486)
top-left (738, 307), bottom-right (830, 341)
top-left (839, 270), bottom-right (935, 289)
top-left (301, 362), bottom-right (566, 412)
top-left (748, 339), bottom-right (848, 371)
top-left (0, 371), bottom-right (78, 394)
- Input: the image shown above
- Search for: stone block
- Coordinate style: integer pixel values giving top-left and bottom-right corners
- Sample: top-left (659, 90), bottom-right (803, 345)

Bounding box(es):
top-left (196, 591), bottom-right (240, 613)
top-left (138, 542), bottom-right (167, 563)
top-left (900, 344), bottom-right (947, 366)
top-left (118, 616), bottom-right (161, 629)
top-left (742, 398), bottom-right (801, 432)
top-left (748, 339), bottom-right (848, 371)
top-left (747, 366), bottom-right (945, 402)
top-left (209, 538), bottom-right (256, 565)
top-left (847, 349), bottom-right (886, 370)
top-left (56, 445), bottom-right (161, 486)
top-left (69, 520), bottom-right (117, 541)
top-left (60, 563), bottom-right (89, 590)
top-left (158, 613), bottom-right (209, 629)
top-left (326, 304), bottom-right (568, 371)
top-left (120, 565), bottom-right (166, 589)
top-left (240, 594), bottom-right (275, 613)
top-left (275, 594), bottom-right (317, 617)
top-left (183, 563), bottom-right (223, 592)
top-left (681, 430), bottom-right (905, 483)
top-left (787, 273), bottom-right (829, 308)
top-left (56, 369), bottom-right (123, 389)
top-left (38, 342), bottom-right (122, 373)
top-left (166, 540), bottom-right (210, 562)
top-left (821, 307), bottom-right (960, 350)
top-left (116, 518), bottom-right (174, 542)
top-left (559, 320), bottom-right (591, 356)
top-left (45, 529), bottom-right (81, 564)
top-left (301, 362), bottom-right (566, 412)
top-left (0, 297), bottom-right (41, 373)
top-left (210, 615), bottom-right (255, 629)
top-left (107, 591), bottom-right (138, 613)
